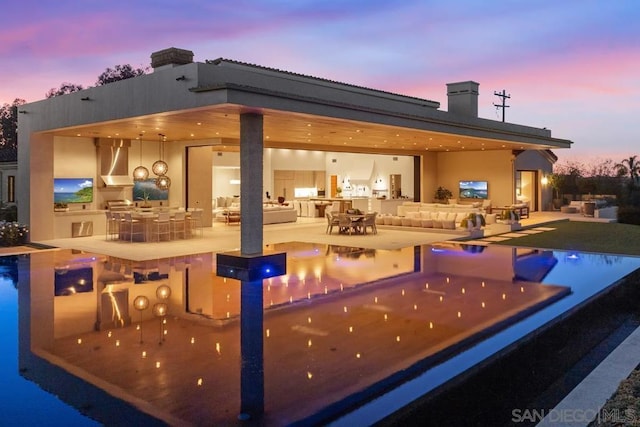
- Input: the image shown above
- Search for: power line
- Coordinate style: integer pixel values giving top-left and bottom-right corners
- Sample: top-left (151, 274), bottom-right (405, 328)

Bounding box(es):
top-left (493, 89), bottom-right (510, 122)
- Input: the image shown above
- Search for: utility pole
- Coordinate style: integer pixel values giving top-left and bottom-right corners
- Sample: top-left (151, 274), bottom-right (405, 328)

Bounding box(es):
top-left (493, 89), bottom-right (510, 122)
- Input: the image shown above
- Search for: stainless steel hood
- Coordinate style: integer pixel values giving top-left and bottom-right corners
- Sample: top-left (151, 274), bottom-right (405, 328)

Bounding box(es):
top-left (101, 175), bottom-right (134, 187)
top-left (96, 138), bottom-right (134, 187)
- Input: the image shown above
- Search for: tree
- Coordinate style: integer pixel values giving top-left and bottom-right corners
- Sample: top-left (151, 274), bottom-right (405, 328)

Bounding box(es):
top-left (45, 82), bottom-right (85, 98)
top-left (614, 156), bottom-right (640, 190)
top-left (0, 99), bottom-right (24, 158)
top-left (547, 173), bottom-right (565, 208)
top-left (95, 64), bottom-right (147, 86)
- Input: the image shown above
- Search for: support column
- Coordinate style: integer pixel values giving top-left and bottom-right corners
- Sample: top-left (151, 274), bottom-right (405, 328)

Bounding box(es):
top-left (240, 113), bottom-right (264, 256)
top-left (239, 112), bottom-right (265, 420)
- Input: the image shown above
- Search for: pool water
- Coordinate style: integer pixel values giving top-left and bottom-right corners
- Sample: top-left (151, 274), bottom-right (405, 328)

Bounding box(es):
top-left (5, 243), bottom-right (640, 426)
top-left (0, 263), bottom-right (98, 426)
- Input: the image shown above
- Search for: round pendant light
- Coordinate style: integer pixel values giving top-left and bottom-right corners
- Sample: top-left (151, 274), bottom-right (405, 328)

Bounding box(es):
top-left (133, 165), bottom-right (149, 181)
top-left (152, 159), bottom-right (168, 176)
top-left (132, 133), bottom-right (149, 181)
top-left (152, 133), bottom-right (168, 176)
top-left (155, 175), bottom-right (171, 190)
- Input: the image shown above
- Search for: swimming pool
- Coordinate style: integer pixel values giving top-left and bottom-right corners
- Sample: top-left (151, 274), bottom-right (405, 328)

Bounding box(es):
top-left (6, 243), bottom-right (640, 426)
top-left (0, 256), bottom-right (98, 426)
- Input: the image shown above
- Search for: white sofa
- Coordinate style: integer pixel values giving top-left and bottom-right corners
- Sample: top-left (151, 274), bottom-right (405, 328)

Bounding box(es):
top-left (213, 202), bottom-right (298, 224)
top-left (263, 205), bottom-right (298, 224)
top-left (376, 202), bottom-right (492, 233)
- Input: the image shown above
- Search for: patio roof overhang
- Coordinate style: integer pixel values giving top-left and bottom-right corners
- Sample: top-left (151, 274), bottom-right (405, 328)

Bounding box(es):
top-left (22, 59), bottom-right (572, 156)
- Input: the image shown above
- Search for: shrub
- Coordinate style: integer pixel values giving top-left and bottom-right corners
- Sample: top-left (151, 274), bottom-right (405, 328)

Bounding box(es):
top-left (0, 221), bottom-right (29, 246)
top-left (0, 205), bottom-right (17, 222)
top-left (617, 206), bottom-right (640, 226)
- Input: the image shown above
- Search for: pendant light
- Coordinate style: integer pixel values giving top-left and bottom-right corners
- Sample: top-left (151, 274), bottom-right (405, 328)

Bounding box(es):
top-left (132, 133), bottom-right (149, 181)
top-left (152, 134), bottom-right (168, 176)
top-left (155, 175), bottom-right (171, 190)
top-left (153, 133), bottom-right (170, 189)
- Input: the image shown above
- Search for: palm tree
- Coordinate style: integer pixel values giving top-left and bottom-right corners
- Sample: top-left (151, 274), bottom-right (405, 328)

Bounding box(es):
top-left (614, 155), bottom-right (640, 190)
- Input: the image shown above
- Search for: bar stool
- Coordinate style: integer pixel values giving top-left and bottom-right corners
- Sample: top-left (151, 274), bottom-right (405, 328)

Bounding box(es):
top-left (170, 211), bottom-right (186, 239)
top-left (122, 212), bottom-right (143, 242)
top-left (105, 211), bottom-right (119, 240)
top-left (153, 212), bottom-right (171, 242)
top-left (188, 209), bottom-right (203, 237)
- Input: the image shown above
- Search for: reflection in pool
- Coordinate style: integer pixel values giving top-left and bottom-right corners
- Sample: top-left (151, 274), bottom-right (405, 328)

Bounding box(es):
top-left (11, 242), bottom-right (640, 426)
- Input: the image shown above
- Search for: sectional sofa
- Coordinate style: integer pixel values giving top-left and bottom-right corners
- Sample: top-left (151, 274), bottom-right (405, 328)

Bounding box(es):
top-left (375, 202), bottom-right (504, 234)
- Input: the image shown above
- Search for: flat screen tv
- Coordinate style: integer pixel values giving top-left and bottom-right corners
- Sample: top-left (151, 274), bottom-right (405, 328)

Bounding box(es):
top-left (459, 180), bottom-right (488, 199)
top-left (55, 267), bottom-right (94, 296)
top-left (133, 179), bottom-right (169, 201)
top-left (54, 178), bottom-right (94, 203)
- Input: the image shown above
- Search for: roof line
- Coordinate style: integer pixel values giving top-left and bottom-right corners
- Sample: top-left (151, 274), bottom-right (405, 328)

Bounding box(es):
top-left (205, 57), bottom-right (441, 107)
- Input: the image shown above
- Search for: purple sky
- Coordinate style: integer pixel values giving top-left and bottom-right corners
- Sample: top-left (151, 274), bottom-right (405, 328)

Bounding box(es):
top-left (2, 0), bottom-right (638, 164)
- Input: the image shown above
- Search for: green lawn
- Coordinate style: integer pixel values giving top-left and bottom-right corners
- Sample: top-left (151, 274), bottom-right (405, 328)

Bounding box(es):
top-left (492, 220), bottom-right (640, 256)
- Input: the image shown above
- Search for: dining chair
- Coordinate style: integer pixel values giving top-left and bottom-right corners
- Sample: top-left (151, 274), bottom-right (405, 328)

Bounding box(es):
top-left (326, 212), bottom-right (340, 234)
top-left (153, 212), bottom-right (171, 242)
top-left (362, 212), bottom-right (378, 234)
top-left (337, 213), bottom-right (356, 235)
top-left (171, 211), bottom-right (187, 239)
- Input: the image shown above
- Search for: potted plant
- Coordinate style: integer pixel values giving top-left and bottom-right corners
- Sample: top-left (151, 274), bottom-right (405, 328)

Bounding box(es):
top-left (138, 191), bottom-right (152, 209)
top-left (434, 186), bottom-right (453, 203)
top-left (548, 173), bottom-right (565, 210)
top-left (500, 208), bottom-right (520, 224)
top-left (54, 202), bottom-right (68, 212)
top-left (460, 212), bottom-right (486, 230)
top-left (336, 186), bottom-right (343, 198)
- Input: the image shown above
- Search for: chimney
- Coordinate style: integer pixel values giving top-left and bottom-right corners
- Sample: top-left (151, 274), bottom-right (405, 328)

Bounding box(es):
top-left (151, 47), bottom-right (194, 71)
top-left (447, 81), bottom-right (479, 118)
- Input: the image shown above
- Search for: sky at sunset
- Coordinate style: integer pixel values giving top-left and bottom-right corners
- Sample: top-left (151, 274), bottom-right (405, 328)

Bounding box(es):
top-left (1, 0), bottom-right (638, 164)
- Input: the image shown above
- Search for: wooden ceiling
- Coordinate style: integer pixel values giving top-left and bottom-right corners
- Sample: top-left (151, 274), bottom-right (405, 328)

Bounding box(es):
top-left (51, 104), bottom-right (554, 155)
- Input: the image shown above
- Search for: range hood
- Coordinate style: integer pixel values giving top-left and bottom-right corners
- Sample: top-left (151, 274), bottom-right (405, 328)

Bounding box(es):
top-left (97, 138), bottom-right (134, 187)
top-left (101, 175), bottom-right (134, 187)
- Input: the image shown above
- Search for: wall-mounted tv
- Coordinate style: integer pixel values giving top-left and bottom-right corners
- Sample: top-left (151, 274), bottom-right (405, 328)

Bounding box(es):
top-left (55, 267), bottom-right (94, 296)
top-left (54, 178), bottom-right (94, 203)
top-left (459, 180), bottom-right (488, 199)
top-left (133, 179), bottom-right (169, 201)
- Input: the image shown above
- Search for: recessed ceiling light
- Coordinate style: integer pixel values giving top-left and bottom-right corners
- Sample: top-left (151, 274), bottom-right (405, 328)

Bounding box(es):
top-left (197, 122), bottom-right (202, 126)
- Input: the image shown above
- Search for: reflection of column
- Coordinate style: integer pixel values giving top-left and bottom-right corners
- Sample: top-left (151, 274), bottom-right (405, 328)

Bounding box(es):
top-left (216, 251), bottom-right (286, 422)
top-left (239, 279), bottom-right (264, 420)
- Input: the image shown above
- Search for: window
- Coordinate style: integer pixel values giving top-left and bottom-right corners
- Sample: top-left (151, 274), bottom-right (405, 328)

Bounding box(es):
top-left (7, 176), bottom-right (15, 203)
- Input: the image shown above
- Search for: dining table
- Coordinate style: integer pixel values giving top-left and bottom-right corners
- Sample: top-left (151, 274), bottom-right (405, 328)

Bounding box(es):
top-left (338, 213), bottom-right (366, 235)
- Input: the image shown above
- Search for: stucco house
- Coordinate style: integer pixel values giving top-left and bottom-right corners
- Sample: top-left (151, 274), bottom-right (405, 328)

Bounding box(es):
top-left (17, 47), bottom-right (572, 244)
